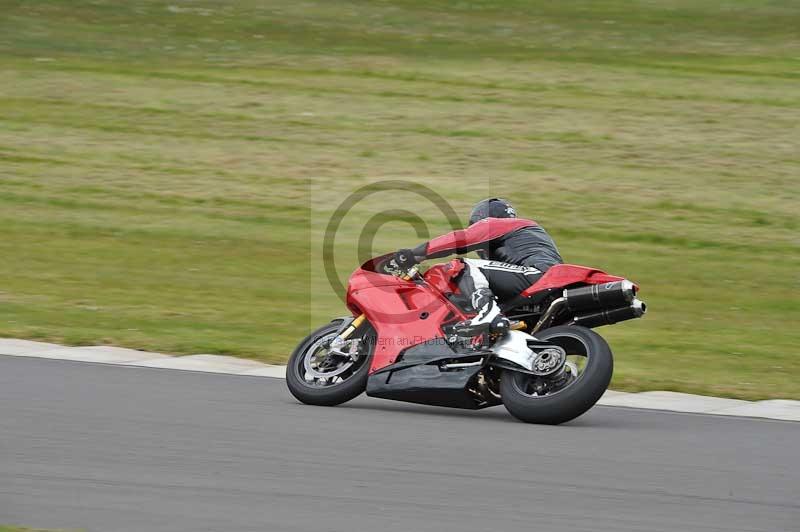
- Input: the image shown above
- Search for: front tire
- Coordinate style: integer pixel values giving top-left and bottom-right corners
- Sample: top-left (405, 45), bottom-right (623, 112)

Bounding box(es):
top-left (286, 321), bottom-right (372, 406)
top-left (500, 325), bottom-right (613, 425)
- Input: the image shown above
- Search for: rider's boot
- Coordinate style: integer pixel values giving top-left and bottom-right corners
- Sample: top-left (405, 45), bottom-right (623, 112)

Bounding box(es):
top-left (454, 288), bottom-right (510, 337)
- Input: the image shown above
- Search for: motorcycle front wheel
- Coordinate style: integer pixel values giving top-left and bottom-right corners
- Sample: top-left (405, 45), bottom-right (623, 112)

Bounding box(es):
top-left (286, 320), bottom-right (373, 406)
top-left (499, 325), bottom-right (613, 425)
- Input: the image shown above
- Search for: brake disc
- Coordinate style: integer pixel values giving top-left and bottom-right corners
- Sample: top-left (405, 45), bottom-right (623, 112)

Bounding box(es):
top-left (303, 335), bottom-right (356, 379)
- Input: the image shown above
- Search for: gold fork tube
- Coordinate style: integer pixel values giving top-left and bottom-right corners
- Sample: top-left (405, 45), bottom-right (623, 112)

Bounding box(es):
top-left (338, 314), bottom-right (366, 341)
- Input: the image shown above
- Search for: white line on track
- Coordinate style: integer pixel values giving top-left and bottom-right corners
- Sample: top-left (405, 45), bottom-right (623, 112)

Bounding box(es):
top-left (2, 337), bottom-right (797, 421)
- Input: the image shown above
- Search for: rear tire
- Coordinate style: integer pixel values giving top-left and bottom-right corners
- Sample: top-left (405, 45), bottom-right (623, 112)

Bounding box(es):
top-left (500, 325), bottom-right (613, 425)
top-left (286, 321), bottom-right (372, 406)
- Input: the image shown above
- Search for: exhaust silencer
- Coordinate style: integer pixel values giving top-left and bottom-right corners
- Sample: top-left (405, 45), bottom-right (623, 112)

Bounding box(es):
top-left (573, 299), bottom-right (646, 328)
top-left (564, 280), bottom-right (637, 312)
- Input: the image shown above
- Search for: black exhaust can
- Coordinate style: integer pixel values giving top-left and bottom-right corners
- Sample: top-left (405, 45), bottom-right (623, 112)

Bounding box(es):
top-left (573, 299), bottom-right (647, 328)
top-left (564, 280), bottom-right (636, 312)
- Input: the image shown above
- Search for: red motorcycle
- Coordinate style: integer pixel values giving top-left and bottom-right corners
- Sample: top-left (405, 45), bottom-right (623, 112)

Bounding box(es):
top-left (287, 254), bottom-right (646, 424)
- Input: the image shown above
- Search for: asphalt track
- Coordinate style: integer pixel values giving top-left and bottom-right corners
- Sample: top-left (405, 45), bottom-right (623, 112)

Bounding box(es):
top-left (1, 356), bottom-right (798, 532)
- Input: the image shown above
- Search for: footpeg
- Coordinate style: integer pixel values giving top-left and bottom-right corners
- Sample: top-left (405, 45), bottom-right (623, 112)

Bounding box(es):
top-left (453, 316), bottom-right (510, 337)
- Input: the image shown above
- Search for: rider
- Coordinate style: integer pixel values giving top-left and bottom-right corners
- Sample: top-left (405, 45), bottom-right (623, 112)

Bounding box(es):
top-left (393, 198), bottom-right (563, 336)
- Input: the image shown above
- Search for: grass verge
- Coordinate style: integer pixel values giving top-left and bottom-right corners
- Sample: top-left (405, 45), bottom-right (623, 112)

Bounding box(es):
top-left (0, 1), bottom-right (798, 399)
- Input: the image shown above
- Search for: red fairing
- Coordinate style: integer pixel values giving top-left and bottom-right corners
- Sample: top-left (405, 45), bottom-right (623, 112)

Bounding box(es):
top-left (520, 264), bottom-right (630, 297)
top-left (425, 218), bottom-right (537, 257)
top-left (347, 262), bottom-right (467, 374)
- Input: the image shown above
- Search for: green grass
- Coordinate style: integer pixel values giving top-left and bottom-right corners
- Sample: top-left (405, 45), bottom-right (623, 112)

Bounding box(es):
top-left (1, 0), bottom-right (798, 400)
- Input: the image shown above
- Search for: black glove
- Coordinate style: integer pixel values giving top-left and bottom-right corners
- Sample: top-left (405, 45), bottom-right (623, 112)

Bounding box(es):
top-left (393, 249), bottom-right (419, 269)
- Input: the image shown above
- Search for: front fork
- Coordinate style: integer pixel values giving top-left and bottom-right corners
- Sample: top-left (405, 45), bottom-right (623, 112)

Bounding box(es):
top-left (328, 314), bottom-right (366, 356)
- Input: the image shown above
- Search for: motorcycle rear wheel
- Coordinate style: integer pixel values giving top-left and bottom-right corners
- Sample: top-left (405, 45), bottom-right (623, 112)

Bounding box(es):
top-left (286, 321), bottom-right (373, 406)
top-left (500, 325), bottom-right (613, 425)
